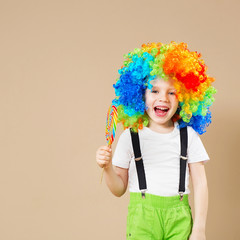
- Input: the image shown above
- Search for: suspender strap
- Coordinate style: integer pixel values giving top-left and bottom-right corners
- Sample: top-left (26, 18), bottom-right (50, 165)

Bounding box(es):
top-left (179, 127), bottom-right (188, 201)
top-left (129, 128), bottom-right (147, 198)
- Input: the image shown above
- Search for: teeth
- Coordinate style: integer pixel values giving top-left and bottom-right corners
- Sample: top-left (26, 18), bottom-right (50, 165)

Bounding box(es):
top-left (156, 107), bottom-right (168, 110)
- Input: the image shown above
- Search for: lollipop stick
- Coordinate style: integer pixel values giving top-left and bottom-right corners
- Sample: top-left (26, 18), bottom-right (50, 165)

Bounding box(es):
top-left (100, 168), bottom-right (104, 184)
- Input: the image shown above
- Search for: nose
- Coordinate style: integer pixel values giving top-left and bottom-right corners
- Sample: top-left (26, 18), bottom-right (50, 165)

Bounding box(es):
top-left (158, 92), bottom-right (169, 103)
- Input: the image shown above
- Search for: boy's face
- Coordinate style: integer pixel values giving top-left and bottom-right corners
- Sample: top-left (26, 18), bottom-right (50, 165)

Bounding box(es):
top-left (145, 77), bottom-right (179, 128)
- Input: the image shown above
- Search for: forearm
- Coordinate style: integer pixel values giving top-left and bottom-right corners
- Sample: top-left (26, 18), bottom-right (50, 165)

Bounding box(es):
top-left (104, 164), bottom-right (126, 197)
top-left (192, 179), bottom-right (208, 231)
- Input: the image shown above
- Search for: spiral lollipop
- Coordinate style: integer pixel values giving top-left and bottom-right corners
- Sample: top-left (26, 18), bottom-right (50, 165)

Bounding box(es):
top-left (105, 104), bottom-right (118, 146)
top-left (100, 104), bottom-right (118, 183)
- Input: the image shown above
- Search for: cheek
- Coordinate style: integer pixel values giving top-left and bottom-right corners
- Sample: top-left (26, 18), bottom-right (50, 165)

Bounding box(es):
top-left (172, 98), bottom-right (179, 109)
top-left (174, 95), bottom-right (179, 103)
top-left (169, 95), bottom-right (178, 107)
top-left (145, 98), bottom-right (154, 109)
top-left (145, 92), bottom-right (156, 103)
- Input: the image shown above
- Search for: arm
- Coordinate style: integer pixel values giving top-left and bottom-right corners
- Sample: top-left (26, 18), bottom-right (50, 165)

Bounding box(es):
top-left (189, 161), bottom-right (208, 232)
top-left (104, 164), bottom-right (128, 197)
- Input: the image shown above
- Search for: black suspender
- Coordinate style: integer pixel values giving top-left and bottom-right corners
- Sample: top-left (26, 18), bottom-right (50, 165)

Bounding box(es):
top-left (130, 128), bottom-right (147, 198)
top-left (179, 127), bottom-right (188, 200)
top-left (130, 126), bottom-right (188, 201)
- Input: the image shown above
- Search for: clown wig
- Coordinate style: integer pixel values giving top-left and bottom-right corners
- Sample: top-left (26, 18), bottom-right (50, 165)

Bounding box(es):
top-left (112, 42), bottom-right (217, 135)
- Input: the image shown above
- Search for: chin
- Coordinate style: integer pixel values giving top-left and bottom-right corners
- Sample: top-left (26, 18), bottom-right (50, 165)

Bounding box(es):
top-left (150, 113), bottom-right (175, 125)
top-left (150, 116), bottom-right (170, 124)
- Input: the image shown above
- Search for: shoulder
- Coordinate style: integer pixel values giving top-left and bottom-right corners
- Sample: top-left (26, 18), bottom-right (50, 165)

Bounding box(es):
top-left (119, 128), bottom-right (131, 139)
top-left (186, 126), bottom-right (199, 141)
top-left (186, 125), bottom-right (197, 135)
top-left (175, 123), bottom-right (197, 141)
top-left (185, 125), bottom-right (210, 164)
top-left (116, 128), bottom-right (132, 146)
top-left (112, 128), bottom-right (134, 167)
top-left (180, 125), bottom-right (203, 148)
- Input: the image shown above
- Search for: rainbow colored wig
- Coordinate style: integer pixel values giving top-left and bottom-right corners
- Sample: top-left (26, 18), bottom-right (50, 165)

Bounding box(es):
top-left (112, 42), bottom-right (217, 135)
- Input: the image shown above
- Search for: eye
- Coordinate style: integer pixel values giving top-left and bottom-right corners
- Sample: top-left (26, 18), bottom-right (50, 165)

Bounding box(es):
top-left (169, 92), bottom-right (175, 95)
top-left (151, 90), bottom-right (158, 93)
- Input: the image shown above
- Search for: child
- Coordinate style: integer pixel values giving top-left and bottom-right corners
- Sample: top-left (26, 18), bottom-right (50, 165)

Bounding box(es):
top-left (96, 42), bottom-right (216, 240)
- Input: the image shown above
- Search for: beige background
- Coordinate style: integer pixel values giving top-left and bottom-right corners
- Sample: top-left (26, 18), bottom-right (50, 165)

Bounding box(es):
top-left (0, 0), bottom-right (239, 239)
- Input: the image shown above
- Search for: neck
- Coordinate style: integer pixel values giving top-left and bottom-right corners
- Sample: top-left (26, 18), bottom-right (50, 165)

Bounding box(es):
top-left (148, 120), bottom-right (175, 133)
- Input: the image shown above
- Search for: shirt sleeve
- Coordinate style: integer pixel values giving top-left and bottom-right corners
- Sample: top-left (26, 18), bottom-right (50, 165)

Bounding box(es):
top-left (187, 127), bottom-right (210, 164)
top-left (112, 128), bottom-right (133, 169)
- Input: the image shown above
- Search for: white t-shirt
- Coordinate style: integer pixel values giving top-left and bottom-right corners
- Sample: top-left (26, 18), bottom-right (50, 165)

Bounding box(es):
top-left (112, 121), bottom-right (210, 197)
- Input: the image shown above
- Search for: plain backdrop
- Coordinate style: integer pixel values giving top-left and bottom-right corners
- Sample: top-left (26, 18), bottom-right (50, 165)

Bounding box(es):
top-left (0, 0), bottom-right (239, 239)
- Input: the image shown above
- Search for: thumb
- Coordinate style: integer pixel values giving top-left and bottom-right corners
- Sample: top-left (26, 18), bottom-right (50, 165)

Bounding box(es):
top-left (106, 143), bottom-right (112, 152)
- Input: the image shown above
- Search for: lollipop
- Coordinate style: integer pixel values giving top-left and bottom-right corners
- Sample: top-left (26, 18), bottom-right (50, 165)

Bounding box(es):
top-left (100, 104), bottom-right (118, 183)
top-left (105, 104), bottom-right (118, 146)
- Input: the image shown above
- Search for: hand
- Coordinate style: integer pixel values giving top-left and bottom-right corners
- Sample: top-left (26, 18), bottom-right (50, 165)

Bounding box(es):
top-left (189, 228), bottom-right (206, 240)
top-left (96, 145), bottom-right (112, 169)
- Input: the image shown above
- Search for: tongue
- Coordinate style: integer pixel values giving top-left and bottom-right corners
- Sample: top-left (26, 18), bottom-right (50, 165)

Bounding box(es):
top-left (156, 109), bottom-right (166, 113)
top-left (155, 108), bottom-right (168, 117)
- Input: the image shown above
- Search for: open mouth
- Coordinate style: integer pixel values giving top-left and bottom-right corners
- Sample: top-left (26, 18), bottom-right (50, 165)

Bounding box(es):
top-left (154, 106), bottom-right (169, 117)
top-left (154, 106), bottom-right (169, 112)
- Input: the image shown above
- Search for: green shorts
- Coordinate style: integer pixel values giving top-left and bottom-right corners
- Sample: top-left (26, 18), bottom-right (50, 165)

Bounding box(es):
top-left (126, 192), bottom-right (193, 240)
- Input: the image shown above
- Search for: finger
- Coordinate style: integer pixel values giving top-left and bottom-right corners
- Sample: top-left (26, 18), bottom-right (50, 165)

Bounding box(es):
top-left (97, 155), bottom-right (110, 161)
top-left (104, 152), bottom-right (112, 157)
top-left (98, 150), bottom-right (112, 157)
top-left (102, 145), bottom-right (112, 152)
top-left (98, 150), bottom-right (109, 155)
top-left (96, 155), bottom-right (110, 161)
